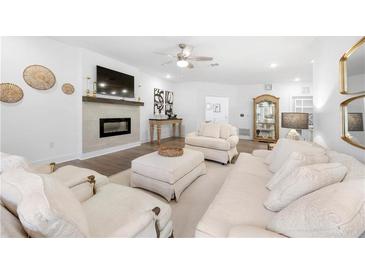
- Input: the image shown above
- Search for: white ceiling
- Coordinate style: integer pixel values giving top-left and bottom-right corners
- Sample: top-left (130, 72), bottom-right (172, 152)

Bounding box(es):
top-left (52, 36), bottom-right (318, 85)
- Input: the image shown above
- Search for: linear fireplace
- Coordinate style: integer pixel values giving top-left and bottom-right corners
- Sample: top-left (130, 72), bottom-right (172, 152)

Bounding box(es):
top-left (99, 118), bottom-right (131, 138)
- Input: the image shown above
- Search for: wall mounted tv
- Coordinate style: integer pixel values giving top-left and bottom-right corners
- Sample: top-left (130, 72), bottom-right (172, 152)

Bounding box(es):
top-left (96, 66), bottom-right (134, 98)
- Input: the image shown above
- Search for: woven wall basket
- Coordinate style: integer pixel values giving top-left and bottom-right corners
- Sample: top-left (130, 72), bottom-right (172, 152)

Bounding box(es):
top-left (23, 65), bottom-right (56, 90)
top-left (62, 83), bottom-right (75, 95)
top-left (0, 83), bottom-right (24, 103)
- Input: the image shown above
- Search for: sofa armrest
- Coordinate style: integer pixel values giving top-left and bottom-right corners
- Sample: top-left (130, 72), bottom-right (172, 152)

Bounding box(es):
top-left (252, 149), bottom-right (272, 159)
top-left (110, 210), bottom-right (157, 238)
top-left (227, 135), bottom-right (239, 148)
top-left (227, 225), bottom-right (286, 238)
top-left (29, 162), bottom-right (56, 174)
top-left (186, 131), bottom-right (197, 138)
top-left (231, 126), bottom-right (238, 137)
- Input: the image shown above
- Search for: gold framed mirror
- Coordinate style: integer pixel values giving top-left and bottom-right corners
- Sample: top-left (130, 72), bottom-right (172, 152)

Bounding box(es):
top-left (341, 94), bottom-right (365, 150)
top-left (339, 36), bottom-right (365, 94)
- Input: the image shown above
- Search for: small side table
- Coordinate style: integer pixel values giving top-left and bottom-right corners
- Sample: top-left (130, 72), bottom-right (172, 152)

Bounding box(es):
top-left (149, 118), bottom-right (183, 145)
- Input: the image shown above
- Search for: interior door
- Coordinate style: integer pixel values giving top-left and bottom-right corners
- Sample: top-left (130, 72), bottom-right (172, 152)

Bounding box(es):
top-left (205, 96), bottom-right (229, 123)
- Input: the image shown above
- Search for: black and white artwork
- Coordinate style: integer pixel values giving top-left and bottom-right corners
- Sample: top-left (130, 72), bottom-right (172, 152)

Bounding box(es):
top-left (165, 91), bottom-right (173, 115)
top-left (154, 88), bottom-right (164, 114)
top-left (213, 103), bottom-right (221, 113)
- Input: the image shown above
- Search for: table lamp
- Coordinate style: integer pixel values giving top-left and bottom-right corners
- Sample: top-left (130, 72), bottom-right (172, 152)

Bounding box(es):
top-left (281, 112), bottom-right (309, 140)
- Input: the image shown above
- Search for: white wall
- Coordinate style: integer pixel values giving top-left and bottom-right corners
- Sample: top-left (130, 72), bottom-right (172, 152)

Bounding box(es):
top-left (0, 37), bottom-right (173, 163)
top-left (1, 37), bottom-right (81, 163)
top-left (173, 81), bottom-right (312, 139)
top-left (313, 36), bottom-right (365, 162)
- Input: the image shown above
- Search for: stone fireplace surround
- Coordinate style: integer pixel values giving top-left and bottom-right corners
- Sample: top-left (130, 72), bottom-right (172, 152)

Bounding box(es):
top-left (82, 97), bottom-right (142, 155)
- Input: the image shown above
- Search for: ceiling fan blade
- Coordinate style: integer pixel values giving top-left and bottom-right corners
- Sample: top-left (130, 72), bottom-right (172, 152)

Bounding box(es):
top-left (187, 62), bottom-right (194, 69)
top-left (161, 60), bottom-right (174, 66)
top-left (187, 56), bottom-right (213, 61)
top-left (153, 52), bottom-right (176, 59)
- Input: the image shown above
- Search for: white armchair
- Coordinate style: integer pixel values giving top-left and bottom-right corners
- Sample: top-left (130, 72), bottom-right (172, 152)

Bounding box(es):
top-left (0, 153), bottom-right (173, 238)
top-left (185, 123), bottom-right (239, 164)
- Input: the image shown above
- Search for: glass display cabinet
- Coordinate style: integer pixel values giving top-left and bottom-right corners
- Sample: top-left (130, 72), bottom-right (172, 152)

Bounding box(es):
top-left (253, 94), bottom-right (280, 142)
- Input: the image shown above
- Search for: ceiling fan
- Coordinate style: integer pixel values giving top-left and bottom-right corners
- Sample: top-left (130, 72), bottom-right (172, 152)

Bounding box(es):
top-left (156, 43), bottom-right (213, 69)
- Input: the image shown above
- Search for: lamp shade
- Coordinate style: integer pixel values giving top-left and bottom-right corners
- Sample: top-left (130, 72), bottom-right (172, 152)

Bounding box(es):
top-left (348, 112), bottom-right (364, 131)
top-left (281, 112), bottom-right (309, 129)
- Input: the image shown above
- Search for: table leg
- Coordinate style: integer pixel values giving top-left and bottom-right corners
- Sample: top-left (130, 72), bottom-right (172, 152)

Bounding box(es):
top-left (157, 125), bottom-right (161, 145)
top-left (172, 123), bottom-right (176, 137)
top-left (150, 124), bottom-right (154, 144)
top-left (178, 122), bottom-right (182, 137)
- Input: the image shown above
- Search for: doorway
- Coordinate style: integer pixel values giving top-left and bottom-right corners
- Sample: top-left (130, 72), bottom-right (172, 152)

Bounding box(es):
top-left (205, 96), bottom-right (229, 123)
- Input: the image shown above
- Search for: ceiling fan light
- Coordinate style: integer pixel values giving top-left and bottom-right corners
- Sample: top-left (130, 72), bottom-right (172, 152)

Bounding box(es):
top-left (177, 60), bottom-right (189, 68)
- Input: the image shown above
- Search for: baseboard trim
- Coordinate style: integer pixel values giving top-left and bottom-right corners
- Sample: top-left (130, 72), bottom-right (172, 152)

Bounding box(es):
top-left (80, 141), bottom-right (141, 160)
top-left (31, 153), bottom-right (79, 165)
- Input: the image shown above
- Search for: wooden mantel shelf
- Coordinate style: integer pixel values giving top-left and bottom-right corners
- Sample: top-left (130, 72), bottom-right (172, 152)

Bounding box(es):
top-left (82, 96), bottom-right (144, 106)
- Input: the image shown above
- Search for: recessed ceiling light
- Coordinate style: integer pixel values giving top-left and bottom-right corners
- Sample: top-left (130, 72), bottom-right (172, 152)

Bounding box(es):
top-left (101, 91), bottom-right (107, 95)
top-left (310, 59), bottom-right (315, 64)
top-left (122, 89), bottom-right (127, 93)
top-left (111, 91), bottom-right (117, 95)
top-left (166, 74), bottom-right (171, 79)
top-left (99, 82), bottom-right (106, 87)
top-left (177, 60), bottom-right (189, 68)
top-left (270, 63), bottom-right (278, 68)
top-left (294, 77), bottom-right (301, 82)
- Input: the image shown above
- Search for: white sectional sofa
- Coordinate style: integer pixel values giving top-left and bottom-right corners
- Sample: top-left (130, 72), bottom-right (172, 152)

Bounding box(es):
top-left (196, 140), bottom-right (365, 238)
top-left (185, 122), bottom-right (239, 164)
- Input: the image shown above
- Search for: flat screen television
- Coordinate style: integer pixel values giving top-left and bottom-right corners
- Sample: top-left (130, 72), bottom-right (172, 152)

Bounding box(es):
top-left (96, 65), bottom-right (134, 98)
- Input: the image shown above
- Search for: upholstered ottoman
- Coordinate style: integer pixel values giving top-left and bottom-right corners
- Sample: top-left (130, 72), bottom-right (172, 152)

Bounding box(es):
top-left (131, 148), bottom-right (206, 201)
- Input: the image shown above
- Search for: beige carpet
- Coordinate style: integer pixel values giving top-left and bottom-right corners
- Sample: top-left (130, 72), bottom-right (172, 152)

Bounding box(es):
top-left (109, 161), bottom-right (233, 238)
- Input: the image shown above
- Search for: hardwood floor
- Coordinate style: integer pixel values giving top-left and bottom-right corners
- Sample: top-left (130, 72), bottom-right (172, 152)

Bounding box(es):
top-left (60, 137), bottom-right (267, 176)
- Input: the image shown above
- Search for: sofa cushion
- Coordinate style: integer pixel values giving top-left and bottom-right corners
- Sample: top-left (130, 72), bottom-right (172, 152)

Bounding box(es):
top-left (200, 123), bottom-right (221, 138)
top-left (227, 224), bottom-right (285, 238)
top-left (0, 152), bottom-right (29, 173)
top-left (219, 124), bottom-right (232, 139)
top-left (268, 139), bottom-right (326, 172)
top-left (131, 149), bottom-right (204, 183)
top-left (1, 169), bottom-right (89, 237)
top-left (82, 183), bottom-right (172, 237)
top-left (185, 135), bottom-right (231, 151)
top-left (196, 153), bottom-right (274, 237)
top-left (264, 163), bottom-right (348, 212)
top-left (197, 122), bottom-right (209, 136)
top-left (326, 150), bottom-right (365, 181)
top-left (266, 152), bottom-right (329, 190)
top-left (0, 201), bottom-right (28, 238)
top-left (267, 179), bottom-right (365, 237)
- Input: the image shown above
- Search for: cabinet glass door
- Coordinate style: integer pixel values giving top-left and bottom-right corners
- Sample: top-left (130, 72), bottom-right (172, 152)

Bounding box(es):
top-left (255, 101), bottom-right (276, 140)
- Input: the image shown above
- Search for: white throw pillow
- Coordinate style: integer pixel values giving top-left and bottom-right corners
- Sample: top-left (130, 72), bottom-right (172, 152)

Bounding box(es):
top-left (220, 124), bottom-right (232, 139)
top-left (266, 152), bottom-right (329, 190)
top-left (268, 139), bottom-right (326, 173)
top-left (197, 122), bottom-right (209, 136)
top-left (0, 152), bottom-right (29, 173)
top-left (267, 179), bottom-right (365, 237)
top-left (326, 150), bottom-right (365, 181)
top-left (201, 123), bottom-right (220, 138)
top-left (265, 163), bottom-right (348, 212)
top-left (1, 169), bottom-right (89, 237)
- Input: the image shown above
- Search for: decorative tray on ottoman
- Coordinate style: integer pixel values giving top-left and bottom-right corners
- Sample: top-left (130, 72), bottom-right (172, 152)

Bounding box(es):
top-left (158, 146), bottom-right (184, 157)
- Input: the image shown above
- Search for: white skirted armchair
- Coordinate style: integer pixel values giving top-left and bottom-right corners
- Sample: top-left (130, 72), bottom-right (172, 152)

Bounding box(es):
top-left (185, 122), bottom-right (239, 164)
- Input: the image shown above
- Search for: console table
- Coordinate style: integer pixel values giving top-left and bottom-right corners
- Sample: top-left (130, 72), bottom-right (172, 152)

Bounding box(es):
top-left (149, 118), bottom-right (183, 145)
